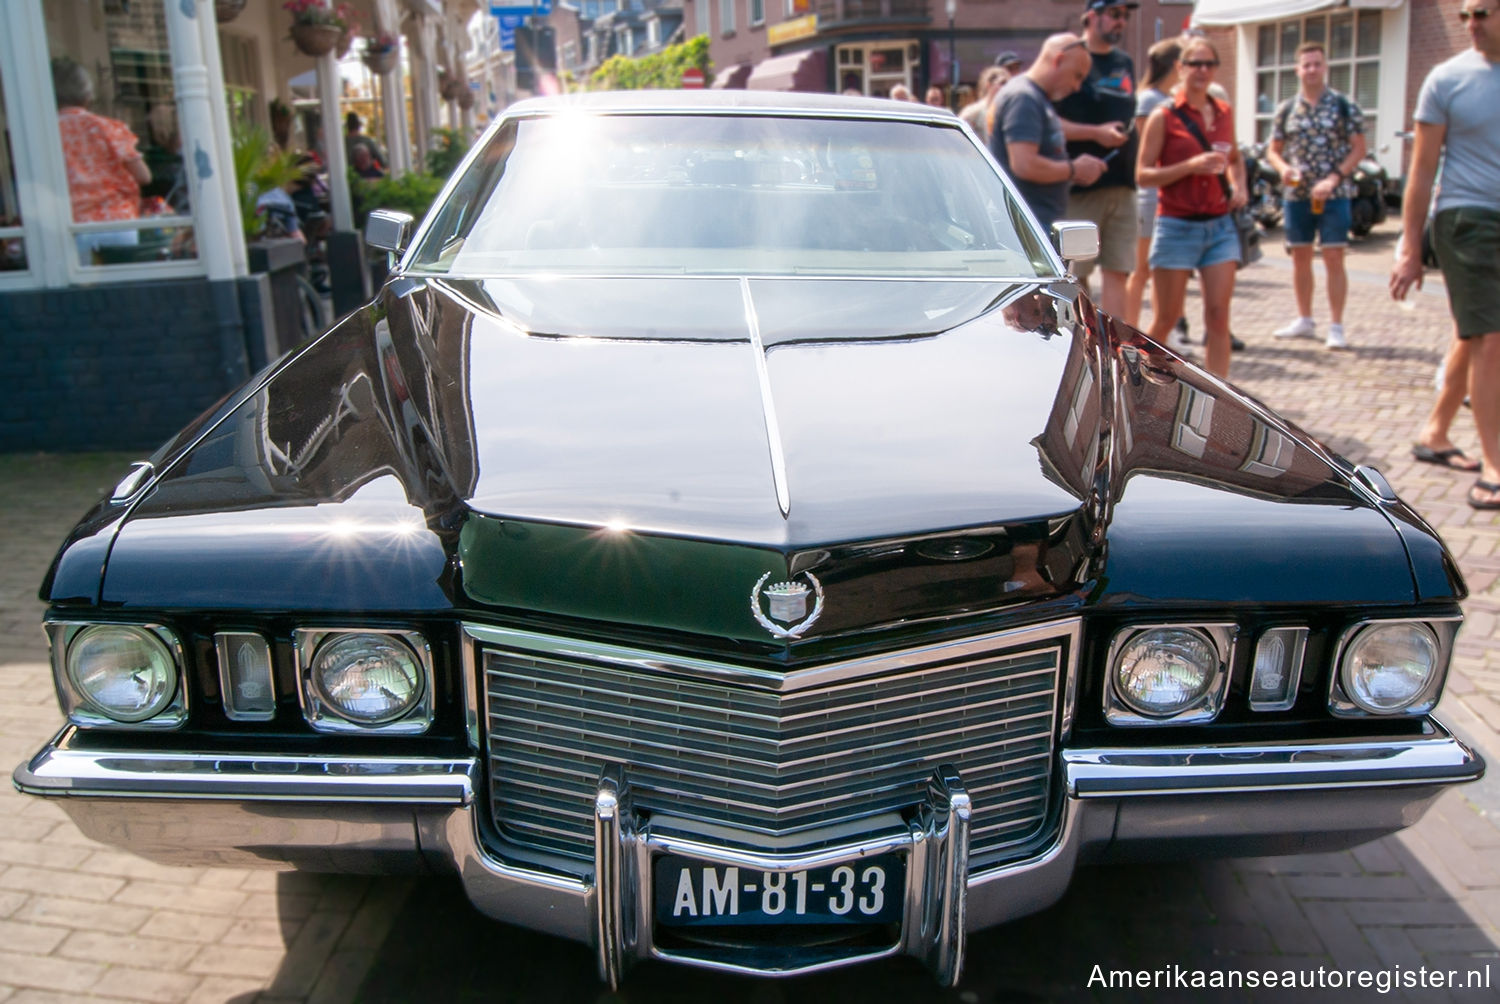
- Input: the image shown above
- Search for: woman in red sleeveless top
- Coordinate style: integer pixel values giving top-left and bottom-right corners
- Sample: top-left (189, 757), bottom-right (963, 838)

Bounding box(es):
top-left (1135, 37), bottom-right (1247, 377)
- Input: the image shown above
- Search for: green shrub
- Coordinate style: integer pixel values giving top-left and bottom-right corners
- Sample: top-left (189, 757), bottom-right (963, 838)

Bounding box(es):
top-left (426, 127), bottom-right (470, 180)
top-left (352, 170), bottom-right (446, 228)
top-left (591, 35), bottom-right (711, 90)
top-left (232, 122), bottom-right (303, 240)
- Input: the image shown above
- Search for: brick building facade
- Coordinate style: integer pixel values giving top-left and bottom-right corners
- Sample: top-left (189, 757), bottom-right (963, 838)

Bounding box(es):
top-left (688, 0), bottom-right (1193, 99)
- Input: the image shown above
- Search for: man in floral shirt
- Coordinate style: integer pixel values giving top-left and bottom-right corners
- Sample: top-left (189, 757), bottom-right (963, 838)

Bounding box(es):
top-left (1265, 41), bottom-right (1367, 349)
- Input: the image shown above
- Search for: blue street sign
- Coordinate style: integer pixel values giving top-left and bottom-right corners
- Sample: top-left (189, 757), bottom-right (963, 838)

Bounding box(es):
top-left (490, 0), bottom-right (551, 16)
top-left (497, 12), bottom-right (523, 50)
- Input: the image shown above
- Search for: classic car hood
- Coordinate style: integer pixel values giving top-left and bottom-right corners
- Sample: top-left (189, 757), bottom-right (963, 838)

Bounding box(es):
top-left (74, 277), bottom-right (1453, 643)
top-left (438, 276), bottom-right (1086, 544)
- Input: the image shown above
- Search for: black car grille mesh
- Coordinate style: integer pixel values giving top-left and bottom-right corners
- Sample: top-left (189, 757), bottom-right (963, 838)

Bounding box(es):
top-left (481, 634), bottom-right (1063, 871)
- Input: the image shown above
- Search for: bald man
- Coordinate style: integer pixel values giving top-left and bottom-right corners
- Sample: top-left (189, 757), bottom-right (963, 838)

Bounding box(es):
top-left (989, 33), bottom-right (1106, 232)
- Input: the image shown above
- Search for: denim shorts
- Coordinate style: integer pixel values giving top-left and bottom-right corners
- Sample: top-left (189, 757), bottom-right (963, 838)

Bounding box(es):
top-left (1148, 213), bottom-right (1241, 271)
top-left (1284, 197), bottom-right (1351, 247)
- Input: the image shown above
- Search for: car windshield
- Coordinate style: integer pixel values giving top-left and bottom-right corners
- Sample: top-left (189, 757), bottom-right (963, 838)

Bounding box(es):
top-left (406, 112), bottom-right (1058, 279)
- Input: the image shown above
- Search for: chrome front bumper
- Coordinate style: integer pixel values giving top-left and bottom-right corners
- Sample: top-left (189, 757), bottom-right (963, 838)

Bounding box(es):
top-left (14, 723), bottom-right (1483, 984)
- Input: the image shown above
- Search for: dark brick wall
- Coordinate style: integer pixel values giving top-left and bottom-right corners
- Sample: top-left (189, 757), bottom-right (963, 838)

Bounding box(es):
top-left (0, 275), bottom-right (269, 453)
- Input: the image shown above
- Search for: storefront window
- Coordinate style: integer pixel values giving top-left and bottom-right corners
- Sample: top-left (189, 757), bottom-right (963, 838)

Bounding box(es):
top-left (837, 42), bottom-right (918, 97)
top-left (1254, 9), bottom-right (1381, 142)
top-left (0, 67), bottom-right (26, 272)
top-left (43, 0), bottom-right (196, 267)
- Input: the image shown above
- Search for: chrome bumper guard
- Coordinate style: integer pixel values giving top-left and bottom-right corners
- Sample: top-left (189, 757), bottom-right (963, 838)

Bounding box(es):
top-left (591, 763), bottom-right (972, 987)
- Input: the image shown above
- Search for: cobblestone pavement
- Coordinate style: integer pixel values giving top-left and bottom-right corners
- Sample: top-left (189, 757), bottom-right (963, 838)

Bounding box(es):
top-left (2, 219), bottom-right (1499, 1002)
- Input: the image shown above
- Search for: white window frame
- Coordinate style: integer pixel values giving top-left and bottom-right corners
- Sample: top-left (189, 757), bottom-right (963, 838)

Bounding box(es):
top-left (721, 0), bottom-right (736, 35)
top-left (834, 40), bottom-right (919, 97)
top-left (1, 0), bottom-right (209, 290)
top-left (647, 18), bottom-right (661, 49)
top-left (1249, 9), bottom-right (1382, 144)
top-left (750, 0), bottom-right (765, 26)
top-left (695, 0), bottom-right (711, 37)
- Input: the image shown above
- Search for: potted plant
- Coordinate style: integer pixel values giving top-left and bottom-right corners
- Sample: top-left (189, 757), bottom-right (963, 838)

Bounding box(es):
top-left (439, 70), bottom-right (466, 102)
top-left (283, 0), bottom-right (351, 58)
top-left (215, 0), bottom-right (247, 21)
top-left (363, 31), bottom-right (400, 75)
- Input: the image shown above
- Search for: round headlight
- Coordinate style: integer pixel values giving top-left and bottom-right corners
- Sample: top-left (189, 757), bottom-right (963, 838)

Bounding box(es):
top-left (1114, 627), bottom-right (1218, 717)
top-left (309, 633), bottom-right (423, 725)
top-left (66, 625), bottom-right (177, 723)
top-left (1341, 622), bottom-right (1438, 714)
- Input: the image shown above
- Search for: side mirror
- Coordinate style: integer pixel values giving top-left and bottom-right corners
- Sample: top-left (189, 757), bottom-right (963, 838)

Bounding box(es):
top-left (1051, 220), bottom-right (1099, 267)
top-left (366, 209), bottom-right (414, 255)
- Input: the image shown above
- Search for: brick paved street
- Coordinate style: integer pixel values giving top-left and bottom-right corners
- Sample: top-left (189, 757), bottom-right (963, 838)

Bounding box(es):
top-left (2, 220), bottom-right (1499, 1002)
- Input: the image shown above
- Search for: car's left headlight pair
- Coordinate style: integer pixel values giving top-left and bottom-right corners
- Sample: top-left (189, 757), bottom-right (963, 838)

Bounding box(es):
top-left (1106, 618), bottom-right (1455, 726)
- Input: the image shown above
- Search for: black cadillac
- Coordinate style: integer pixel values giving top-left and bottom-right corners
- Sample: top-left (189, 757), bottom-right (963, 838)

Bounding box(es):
top-left (13, 91), bottom-right (1482, 985)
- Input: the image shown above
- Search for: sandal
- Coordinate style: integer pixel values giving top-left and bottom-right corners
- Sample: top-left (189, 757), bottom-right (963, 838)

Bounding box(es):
top-left (1413, 444), bottom-right (1481, 472)
top-left (1468, 480), bottom-right (1500, 510)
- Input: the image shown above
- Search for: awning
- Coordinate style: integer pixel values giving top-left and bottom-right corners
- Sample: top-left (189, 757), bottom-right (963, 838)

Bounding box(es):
top-left (1193, 0), bottom-right (1401, 27)
top-left (746, 49), bottom-right (827, 92)
top-left (711, 63), bottom-right (752, 89)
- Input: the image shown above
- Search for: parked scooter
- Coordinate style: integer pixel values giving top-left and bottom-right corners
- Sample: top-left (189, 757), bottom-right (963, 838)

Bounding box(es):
top-left (1241, 140), bottom-right (1282, 230)
top-left (1349, 152), bottom-right (1389, 237)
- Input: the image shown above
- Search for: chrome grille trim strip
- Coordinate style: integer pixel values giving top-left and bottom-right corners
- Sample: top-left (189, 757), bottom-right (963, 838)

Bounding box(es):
top-left (464, 620), bottom-right (1082, 694)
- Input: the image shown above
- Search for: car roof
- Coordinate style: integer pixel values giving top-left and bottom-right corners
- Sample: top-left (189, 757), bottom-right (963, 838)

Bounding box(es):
top-left (501, 89), bottom-right (960, 123)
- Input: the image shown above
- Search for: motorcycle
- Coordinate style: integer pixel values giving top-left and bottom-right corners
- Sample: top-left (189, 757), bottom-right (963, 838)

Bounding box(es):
top-left (1241, 140), bottom-right (1282, 231)
top-left (1349, 152), bottom-right (1389, 237)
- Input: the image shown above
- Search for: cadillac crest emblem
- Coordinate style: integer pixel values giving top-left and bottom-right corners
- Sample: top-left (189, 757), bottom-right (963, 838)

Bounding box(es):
top-left (751, 572), bottom-right (825, 639)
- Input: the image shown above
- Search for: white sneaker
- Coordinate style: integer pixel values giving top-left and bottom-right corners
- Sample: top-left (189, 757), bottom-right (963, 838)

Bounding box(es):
top-left (1325, 324), bottom-right (1348, 350)
top-left (1273, 317), bottom-right (1316, 339)
top-left (1168, 328), bottom-right (1192, 351)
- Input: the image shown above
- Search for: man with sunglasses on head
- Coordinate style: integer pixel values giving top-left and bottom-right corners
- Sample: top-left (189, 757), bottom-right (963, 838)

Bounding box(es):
top-left (1392, 0), bottom-right (1500, 508)
top-left (1054, 0), bottom-right (1138, 317)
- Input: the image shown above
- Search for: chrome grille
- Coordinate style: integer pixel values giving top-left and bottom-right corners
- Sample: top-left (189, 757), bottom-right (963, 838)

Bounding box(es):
top-left (478, 626), bottom-right (1068, 871)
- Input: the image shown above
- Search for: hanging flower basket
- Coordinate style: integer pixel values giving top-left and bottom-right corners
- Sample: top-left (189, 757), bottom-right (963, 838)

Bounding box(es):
top-left (215, 0), bottom-right (247, 22)
top-left (441, 78), bottom-right (466, 101)
top-left (455, 86), bottom-right (475, 110)
top-left (289, 21), bottom-right (342, 57)
top-left (364, 48), bottom-right (398, 74)
top-left (337, 30), bottom-right (353, 59)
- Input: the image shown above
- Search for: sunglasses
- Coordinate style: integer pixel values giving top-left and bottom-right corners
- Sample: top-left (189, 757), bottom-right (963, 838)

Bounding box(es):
top-left (1459, 7), bottom-right (1493, 19)
top-left (1182, 59), bottom-right (1220, 69)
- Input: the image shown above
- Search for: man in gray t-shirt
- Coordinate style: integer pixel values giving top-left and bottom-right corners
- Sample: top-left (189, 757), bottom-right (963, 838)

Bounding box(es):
top-left (1392, 0), bottom-right (1500, 509)
top-left (990, 34), bottom-right (1106, 233)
